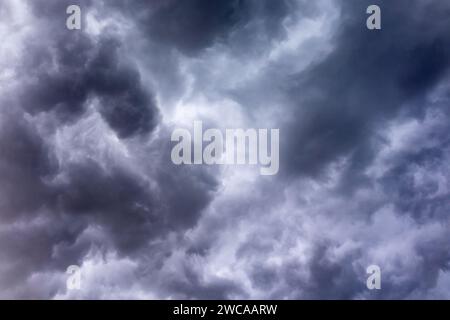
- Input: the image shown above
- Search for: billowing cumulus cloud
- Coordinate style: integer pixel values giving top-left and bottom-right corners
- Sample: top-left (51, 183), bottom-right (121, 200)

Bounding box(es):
top-left (0, 0), bottom-right (449, 299)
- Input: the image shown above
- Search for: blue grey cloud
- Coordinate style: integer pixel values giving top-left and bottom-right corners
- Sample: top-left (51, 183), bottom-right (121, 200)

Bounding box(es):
top-left (0, 0), bottom-right (448, 299)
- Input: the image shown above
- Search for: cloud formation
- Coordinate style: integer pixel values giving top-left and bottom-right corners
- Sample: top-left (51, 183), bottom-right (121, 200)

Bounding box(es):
top-left (0, 0), bottom-right (449, 299)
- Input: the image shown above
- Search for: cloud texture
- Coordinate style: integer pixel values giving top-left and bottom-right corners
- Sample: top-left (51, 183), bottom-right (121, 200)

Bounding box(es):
top-left (0, 0), bottom-right (449, 299)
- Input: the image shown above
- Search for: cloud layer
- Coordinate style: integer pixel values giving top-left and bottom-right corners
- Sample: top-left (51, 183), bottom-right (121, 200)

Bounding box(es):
top-left (0, 0), bottom-right (449, 299)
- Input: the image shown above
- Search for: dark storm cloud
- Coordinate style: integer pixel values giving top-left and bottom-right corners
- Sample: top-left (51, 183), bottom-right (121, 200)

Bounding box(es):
top-left (163, 263), bottom-right (243, 299)
top-left (179, 0), bottom-right (450, 299)
top-left (140, 0), bottom-right (247, 55)
top-left (283, 0), bottom-right (450, 178)
top-left (380, 143), bottom-right (450, 222)
top-left (2, 0), bottom-right (450, 300)
top-left (252, 0), bottom-right (450, 298)
top-left (0, 0), bottom-right (220, 298)
top-left (288, 242), bottom-right (363, 299)
top-left (85, 38), bottom-right (159, 138)
top-left (0, 111), bottom-right (90, 297)
top-left (0, 113), bottom-right (55, 220)
top-left (21, 31), bottom-right (159, 138)
top-left (52, 146), bottom-right (218, 256)
top-left (111, 0), bottom-right (296, 55)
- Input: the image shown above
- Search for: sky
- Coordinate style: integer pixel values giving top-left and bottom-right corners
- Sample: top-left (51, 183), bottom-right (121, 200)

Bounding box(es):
top-left (0, 0), bottom-right (449, 299)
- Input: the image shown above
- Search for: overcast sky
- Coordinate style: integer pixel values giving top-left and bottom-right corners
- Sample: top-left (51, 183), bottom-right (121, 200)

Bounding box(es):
top-left (0, 0), bottom-right (449, 299)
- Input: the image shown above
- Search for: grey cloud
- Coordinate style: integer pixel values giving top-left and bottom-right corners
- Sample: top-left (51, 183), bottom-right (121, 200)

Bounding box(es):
top-left (21, 31), bottom-right (159, 138)
top-left (1, 0), bottom-right (449, 300)
top-left (0, 113), bottom-right (56, 221)
top-left (0, 0), bottom-right (220, 298)
top-left (282, 0), bottom-right (450, 179)
top-left (115, 0), bottom-right (295, 55)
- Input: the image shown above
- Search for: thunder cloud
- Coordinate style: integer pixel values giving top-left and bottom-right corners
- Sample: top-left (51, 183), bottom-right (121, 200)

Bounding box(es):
top-left (0, 0), bottom-right (449, 299)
